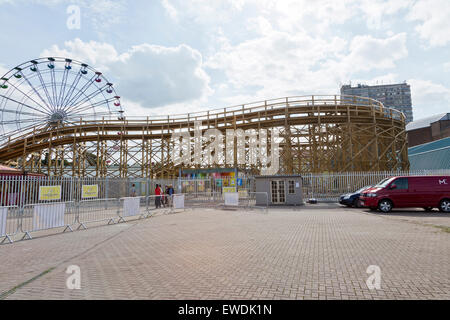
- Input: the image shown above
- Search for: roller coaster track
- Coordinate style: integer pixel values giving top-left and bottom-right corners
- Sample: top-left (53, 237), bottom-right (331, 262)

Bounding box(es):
top-left (0, 96), bottom-right (409, 178)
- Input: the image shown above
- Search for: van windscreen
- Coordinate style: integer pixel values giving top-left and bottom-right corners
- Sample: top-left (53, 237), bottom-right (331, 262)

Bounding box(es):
top-left (375, 177), bottom-right (395, 188)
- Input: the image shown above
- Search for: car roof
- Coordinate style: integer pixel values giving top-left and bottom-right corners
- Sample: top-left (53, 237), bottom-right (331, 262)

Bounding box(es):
top-left (387, 175), bottom-right (450, 179)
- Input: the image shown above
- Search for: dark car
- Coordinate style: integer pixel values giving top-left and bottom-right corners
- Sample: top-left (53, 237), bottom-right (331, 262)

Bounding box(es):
top-left (339, 186), bottom-right (372, 208)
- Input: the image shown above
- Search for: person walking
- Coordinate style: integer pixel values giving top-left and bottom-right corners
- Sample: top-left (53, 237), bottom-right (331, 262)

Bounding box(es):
top-left (130, 184), bottom-right (137, 197)
top-left (161, 188), bottom-right (166, 208)
top-left (168, 184), bottom-right (174, 207)
top-left (164, 186), bottom-right (169, 206)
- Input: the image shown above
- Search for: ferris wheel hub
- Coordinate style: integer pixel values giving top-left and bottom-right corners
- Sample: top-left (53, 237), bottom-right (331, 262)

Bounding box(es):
top-left (49, 110), bottom-right (67, 125)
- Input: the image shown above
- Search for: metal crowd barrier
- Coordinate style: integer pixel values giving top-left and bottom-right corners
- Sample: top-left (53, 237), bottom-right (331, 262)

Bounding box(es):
top-left (144, 194), bottom-right (179, 216)
top-left (0, 191), bottom-right (268, 244)
top-left (245, 192), bottom-right (269, 212)
top-left (221, 191), bottom-right (269, 212)
top-left (117, 196), bottom-right (148, 222)
top-left (183, 192), bottom-right (222, 207)
top-left (0, 206), bottom-right (20, 244)
top-left (20, 201), bottom-right (76, 240)
top-left (77, 198), bottom-right (120, 229)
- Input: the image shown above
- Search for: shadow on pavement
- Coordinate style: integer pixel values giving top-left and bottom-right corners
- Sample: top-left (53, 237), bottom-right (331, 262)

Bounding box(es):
top-left (359, 208), bottom-right (449, 218)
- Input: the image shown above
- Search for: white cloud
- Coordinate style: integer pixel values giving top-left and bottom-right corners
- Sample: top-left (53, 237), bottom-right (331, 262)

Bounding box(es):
top-left (444, 62), bottom-right (450, 72)
top-left (408, 79), bottom-right (450, 118)
top-left (358, 0), bottom-right (412, 29)
top-left (158, 0), bottom-right (412, 107)
top-left (408, 0), bottom-right (450, 47)
top-left (111, 44), bottom-right (212, 107)
top-left (41, 38), bottom-right (118, 68)
top-left (263, 0), bottom-right (409, 33)
top-left (343, 33), bottom-right (408, 71)
top-left (166, 0), bottom-right (248, 25)
top-left (169, 0), bottom-right (412, 35)
top-left (161, 0), bottom-right (178, 21)
top-left (206, 28), bottom-right (408, 102)
top-left (41, 39), bottom-right (213, 109)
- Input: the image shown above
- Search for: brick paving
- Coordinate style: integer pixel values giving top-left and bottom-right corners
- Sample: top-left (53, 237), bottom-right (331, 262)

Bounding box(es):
top-left (0, 205), bottom-right (449, 300)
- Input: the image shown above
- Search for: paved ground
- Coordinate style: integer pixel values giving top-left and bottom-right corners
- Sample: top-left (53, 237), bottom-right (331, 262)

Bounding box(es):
top-left (0, 204), bottom-right (449, 300)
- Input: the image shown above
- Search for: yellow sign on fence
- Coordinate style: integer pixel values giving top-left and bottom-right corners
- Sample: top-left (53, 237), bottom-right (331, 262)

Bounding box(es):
top-left (238, 189), bottom-right (248, 197)
top-left (39, 186), bottom-right (62, 201)
top-left (223, 187), bottom-right (237, 193)
top-left (82, 185), bottom-right (99, 199)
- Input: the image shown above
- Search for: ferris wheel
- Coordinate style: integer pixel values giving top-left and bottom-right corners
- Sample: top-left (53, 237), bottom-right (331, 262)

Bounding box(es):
top-left (0, 57), bottom-right (124, 143)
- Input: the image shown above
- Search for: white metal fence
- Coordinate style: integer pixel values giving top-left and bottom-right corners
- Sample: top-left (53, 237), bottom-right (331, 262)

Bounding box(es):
top-left (0, 175), bottom-right (267, 244)
top-left (302, 169), bottom-right (450, 202)
top-left (2, 169), bottom-right (448, 243)
top-left (0, 175), bottom-right (256, 207)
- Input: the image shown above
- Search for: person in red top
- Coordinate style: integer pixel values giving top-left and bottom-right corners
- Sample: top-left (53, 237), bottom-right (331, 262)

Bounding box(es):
top-left (155, 184), bottom-right (162, 208)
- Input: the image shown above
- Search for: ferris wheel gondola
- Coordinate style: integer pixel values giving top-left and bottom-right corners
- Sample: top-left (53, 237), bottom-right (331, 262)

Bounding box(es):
top-left (0, 57), bottom-right (124, 143)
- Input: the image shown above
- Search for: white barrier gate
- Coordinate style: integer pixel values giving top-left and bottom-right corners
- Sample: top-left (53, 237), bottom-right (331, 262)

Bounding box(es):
top-left (33, 203), bottom-right (66, 231)
top-left (122, 197), bottom-right (141, 217)
top-left (173, 194), bottom-right (185, 209)
top-left (0, 207), bottom-right (7, 237)
top-left (224, 193), bottom-right (239, 206)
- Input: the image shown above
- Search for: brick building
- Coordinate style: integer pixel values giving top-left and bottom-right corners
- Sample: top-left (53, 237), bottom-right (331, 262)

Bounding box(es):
top-left (406, 113), bottom-right (450, 147)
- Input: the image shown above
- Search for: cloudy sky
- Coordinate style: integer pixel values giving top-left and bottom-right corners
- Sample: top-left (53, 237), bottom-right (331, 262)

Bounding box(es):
top-left (0, 0), bottom-right (449, 120)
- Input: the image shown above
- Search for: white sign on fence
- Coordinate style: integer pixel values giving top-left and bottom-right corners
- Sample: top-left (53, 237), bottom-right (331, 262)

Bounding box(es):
top-left (123, 197), bottom-right (140, 217)
top-left (173, 194), bottom-right (185, 209)
top-left (0, 207), bottom-right (7, 237)
top-left (33, 203), bottom-right (66, 231)
top-left (224, 192), bottom-right (239, 206)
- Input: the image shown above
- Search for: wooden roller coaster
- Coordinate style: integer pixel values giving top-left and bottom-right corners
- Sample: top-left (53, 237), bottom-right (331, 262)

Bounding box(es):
top-left (0, 95), bottom-right (409, 178)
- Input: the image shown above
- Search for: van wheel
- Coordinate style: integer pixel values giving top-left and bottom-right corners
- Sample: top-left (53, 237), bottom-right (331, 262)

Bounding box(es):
top-left (423, 207), bottom-right (433, 212)
top-left (378, 199), bottom-right (393, 213)
top-left (353, 199), bottom-right (361, 208)
top-left (439, 199), bottom-right (450, 213)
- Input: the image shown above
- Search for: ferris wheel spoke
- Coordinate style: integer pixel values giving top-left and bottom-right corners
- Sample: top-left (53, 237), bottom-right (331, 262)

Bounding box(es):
top-left (35, 66), bottom-right (57, 110)
top-left (5, 121), bottom-right (48, 136)
top-left (1, 107), bottom-right (47, 118)
top-left (90, 98), bottom-right (116, 108)
top-left (62, 74), bottom-right (97, 109)
top-left (66, 103), bottom-right (100, 116)
top-left (1, 117), bottom-right (47, 126)
top-left (0, 94), bottom-right (52, 117)
top-left (64, 84), bottom-right (109, 114)
top-left (49, 67), bottom-right (57, 107)
top-left (57, 68), bottom-right (70, 108)
top-left (67, 111), bottom-right (116, 118)
top-left (67, 97), bottom-right (115, 116)
top-left (5, 81), bottom-right (53, 115)
top-left (60, 70), bottom-right (83, 108)
top-left (19, 70), bottom-right (54, 112)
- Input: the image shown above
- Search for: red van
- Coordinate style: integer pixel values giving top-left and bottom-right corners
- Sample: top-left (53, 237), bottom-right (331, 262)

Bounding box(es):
top-left (360, 176), bottom-right (450, 213)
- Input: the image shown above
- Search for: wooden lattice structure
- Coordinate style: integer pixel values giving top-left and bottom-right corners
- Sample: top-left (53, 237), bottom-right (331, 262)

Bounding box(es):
top-left (0, 96), bottom-right (409, 178)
